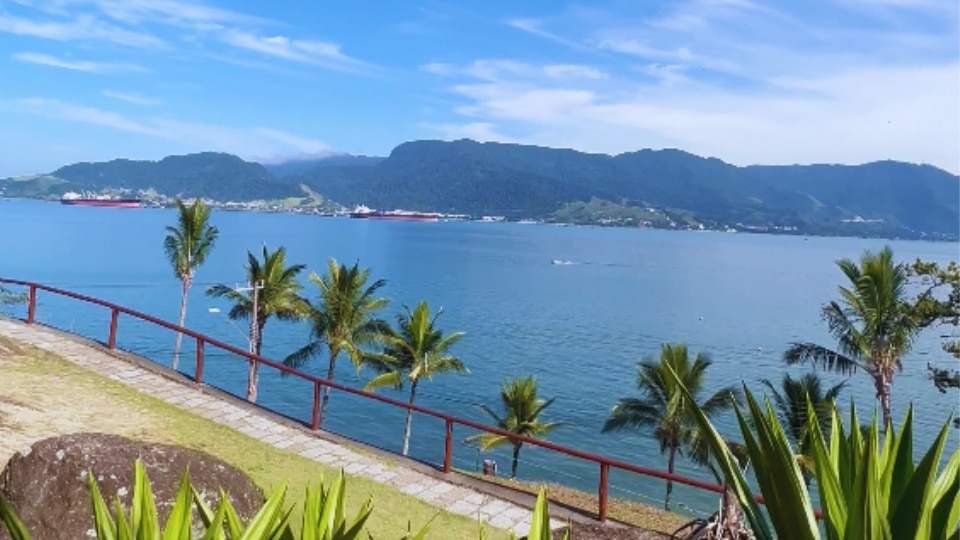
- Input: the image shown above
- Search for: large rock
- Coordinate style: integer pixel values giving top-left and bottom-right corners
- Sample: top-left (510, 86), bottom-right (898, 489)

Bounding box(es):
top-left (0, 433), bottom-right (264, 539)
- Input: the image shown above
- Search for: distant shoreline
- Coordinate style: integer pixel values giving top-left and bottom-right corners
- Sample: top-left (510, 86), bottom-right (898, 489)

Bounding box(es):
top-left (4, 196), bottom-right (955, 244)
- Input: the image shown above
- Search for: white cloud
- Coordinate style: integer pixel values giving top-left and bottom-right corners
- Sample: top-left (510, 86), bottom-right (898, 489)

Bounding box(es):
top-left (419, 121), bottom-right (520, 144)
top-left (254, 128), bottom-right (330, 154)
top-left (15, 98), bottom-right (167, 136)
top-left (76, 0), bottom-right (267, 27)
top-left (3, 0), bottom-right (376, 75)
top-left (425, 61), bottom-right (960, 173)
top-left (424, 59), bottom-right (608, 82)
top-left (542, 64), bottom-right (608, 80)
top-left (102, 90), bottom-right (159, 105)
top-left (12, 52), bottom-right (146, 73)
top-left (507, 18), bottom-right (588, 51)
top-left (419, 0), bottom-right (959, 173)
top-left (218, 29), bottom-right (371, 73)
top-left (0, 13), bottom-right (164, 47)
top-left (11, 97), bottom-right (332, 161)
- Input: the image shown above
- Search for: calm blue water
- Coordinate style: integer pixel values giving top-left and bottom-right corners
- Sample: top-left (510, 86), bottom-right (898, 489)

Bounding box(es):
top-left (1, 199), bottom-right (957, 516)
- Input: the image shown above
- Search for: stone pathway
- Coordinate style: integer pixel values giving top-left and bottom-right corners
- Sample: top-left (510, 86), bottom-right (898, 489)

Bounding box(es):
top-left (0, 319), bottom-right (558, 536)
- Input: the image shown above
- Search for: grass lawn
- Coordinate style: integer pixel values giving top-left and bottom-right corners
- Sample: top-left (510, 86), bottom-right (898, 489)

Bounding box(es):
top-left (0, 337), bottom-right (509, 539)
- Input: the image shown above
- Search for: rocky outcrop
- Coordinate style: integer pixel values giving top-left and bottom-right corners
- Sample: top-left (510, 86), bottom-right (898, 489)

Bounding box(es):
top-left (0, 433), bottom-right (264, 539)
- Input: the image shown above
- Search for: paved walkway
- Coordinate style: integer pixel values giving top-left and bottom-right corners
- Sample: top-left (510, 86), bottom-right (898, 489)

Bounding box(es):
top-left (0, 319), bottom-right (556, 536)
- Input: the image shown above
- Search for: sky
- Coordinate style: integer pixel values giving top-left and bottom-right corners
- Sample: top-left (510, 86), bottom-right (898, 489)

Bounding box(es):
top-left (0, 0), bottom-right (958, 176)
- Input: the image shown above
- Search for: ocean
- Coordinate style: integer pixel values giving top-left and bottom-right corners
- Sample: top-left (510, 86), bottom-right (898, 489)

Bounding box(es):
top-left (1, 198), bottom-right (956, 516)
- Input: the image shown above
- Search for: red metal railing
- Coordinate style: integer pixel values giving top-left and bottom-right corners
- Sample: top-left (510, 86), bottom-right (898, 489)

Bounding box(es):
top-left (1, 278), bottom-right (793, 523)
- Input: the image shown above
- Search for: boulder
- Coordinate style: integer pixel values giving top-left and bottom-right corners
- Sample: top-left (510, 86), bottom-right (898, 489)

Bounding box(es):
top-left (0, 433), bottom-right (264, 539)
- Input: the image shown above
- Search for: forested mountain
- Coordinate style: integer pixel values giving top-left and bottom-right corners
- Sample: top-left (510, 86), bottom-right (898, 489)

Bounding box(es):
top-left (2, 140), bottom-right (957, 239)
top-left (2, 152), bottom-right (301, 201)
top-left (287, 140), bottom-right (958, 238)
top-left (263, 155), bottom-right (383, 178)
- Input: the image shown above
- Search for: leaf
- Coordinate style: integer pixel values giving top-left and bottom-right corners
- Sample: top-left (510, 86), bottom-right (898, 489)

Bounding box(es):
top-left (161, 469), bottom-right (195, 540)
top-left (238, 484), bottom-right (288, 540)
top-left (132, 459), bottom-right (161, 538)
top-left (0, 495), bottom-right (33, 540)
top-left (88, 469), bottom-right (119, 540)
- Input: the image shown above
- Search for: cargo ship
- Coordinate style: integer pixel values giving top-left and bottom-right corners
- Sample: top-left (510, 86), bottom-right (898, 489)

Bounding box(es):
top-left (349, 205), bottom-right (440, 222)
top-left (61, 192), bottom-right (141, 208)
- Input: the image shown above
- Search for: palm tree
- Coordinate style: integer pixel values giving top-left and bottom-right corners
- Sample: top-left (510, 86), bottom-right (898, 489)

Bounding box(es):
top-left (602, 343), bottom-right (739, 511)
top-left (283, 259), bottom-right (390, 427)
top-left (465, 376), bottom-right (564, 479)
top-left (163, 198), bottom-right (218, 370)
top-left (784, 246), bottom-right (920, 426)
top-left (759, 373), bottom-right (847, 484)
top-left (206, 245), bottom-right (306, 403)
top-left (364, 302), bottom-right (466, 456)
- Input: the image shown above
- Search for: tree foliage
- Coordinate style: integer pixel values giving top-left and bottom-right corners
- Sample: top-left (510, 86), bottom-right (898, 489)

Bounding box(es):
top-left (364, 302), bottom-right (466, 456)
top-left (602, 343), bottom-right (740, 510)
top-left (466, 376), bottom-right (565, 480)
top-left (164, 197), bottom-right (219, 370)
top-left (785, 246), bottom-right (921, 426)
top-left (284, 259), bottom-right (390, 428)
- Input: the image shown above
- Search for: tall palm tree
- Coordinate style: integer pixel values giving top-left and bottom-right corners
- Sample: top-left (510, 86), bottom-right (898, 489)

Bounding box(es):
top-left (206, 245), bottom-right (306, 403)
top-left (602, 343), bottom-right (739, 511)
top-left (364, 302), bottom-right (466, 456)
top-left (465, 376), bottom-right (564, 479)
top-left (283, 259), bottom-right (390, 427)
top-left (784, 246), bottom-right (920, 426)
top-left (163, 198), bottom-right (218, 370)
top-left (759, 373), bottom-right (847, 484)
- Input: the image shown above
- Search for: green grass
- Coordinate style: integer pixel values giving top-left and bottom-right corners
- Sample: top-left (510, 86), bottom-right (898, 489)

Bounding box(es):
top-left (2, 342), bottom-right (510, 540)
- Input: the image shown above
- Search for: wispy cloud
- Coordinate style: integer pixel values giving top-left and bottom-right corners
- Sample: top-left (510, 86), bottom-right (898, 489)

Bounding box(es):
top-left (424, 59), bottom-right (608, 82)
top-left (12, 97), bottom-right (332, 160)
top-left (2, 0), bottom-right (376, 75)
top-left (507, 18), bottom-right (588, 51)
top-left (0, 13), bottom-right (164, 47)
top-left (75, 0), bottom-right (268, 28)
top-left (12, 52), bottom-right (146, 73)
top-left (218, 29), bottom-right (371, 73)
top-left (419, 121), bottom-right (519, 144)
top-left (102, 90), bottom-right (159, 105)
top-left (254, 128), bottom-right (330, 154)
top-left (426, 60), bottom-right (960, 172)
top-left (16, 98), bottom-right (167, 136)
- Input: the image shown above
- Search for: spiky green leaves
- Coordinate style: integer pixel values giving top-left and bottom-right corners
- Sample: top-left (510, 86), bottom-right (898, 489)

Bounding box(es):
top-left (673, 366), bottom-right (960, 540)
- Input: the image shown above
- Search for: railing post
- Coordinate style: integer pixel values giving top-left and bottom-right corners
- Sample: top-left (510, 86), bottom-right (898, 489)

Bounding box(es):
top-left (107, 308), bottom-right (119, 349)
top-left (311, 381), bottom-right (321, 431)
top-left (26, 285), bottom-right (36, 324)
top-left (443, 418), bottom-right (453, 473)
top-left (194, 337), bottom-right (204, 384)
top-left (598, 462), bottom-right (609, 523)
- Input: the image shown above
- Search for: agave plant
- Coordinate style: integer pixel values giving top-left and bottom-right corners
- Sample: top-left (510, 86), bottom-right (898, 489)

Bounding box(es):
top-left (0, 460), bottom-right (427, 539)
top-left (678, 373), bottom-right (960, 540)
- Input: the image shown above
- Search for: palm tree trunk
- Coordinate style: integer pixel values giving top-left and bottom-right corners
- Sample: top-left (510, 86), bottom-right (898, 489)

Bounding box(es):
top-left (246, 321), bottom-right (264, 403)
top-left (402, 381), bottom-right (418, 457)
top-left (665, 445), bottom-right (677, 511)
top-left (719, 482), bottom-right (742, 536)
top-left (511, 443), bottom-right (521, 479)
top-left (318, 348), bottom-right (337, 427)
top-left (171, 278), bottom-right (190, 371)
top-left (875, 371), bottom-right (893, 427)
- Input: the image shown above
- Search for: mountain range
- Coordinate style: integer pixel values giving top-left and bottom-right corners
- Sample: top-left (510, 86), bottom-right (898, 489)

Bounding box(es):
top-left (2, 139), bottom-right (957, 240)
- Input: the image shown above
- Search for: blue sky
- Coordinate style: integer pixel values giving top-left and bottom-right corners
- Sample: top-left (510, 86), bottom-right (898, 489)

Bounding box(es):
top-left (0, 0), bottom-right (957, 176)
